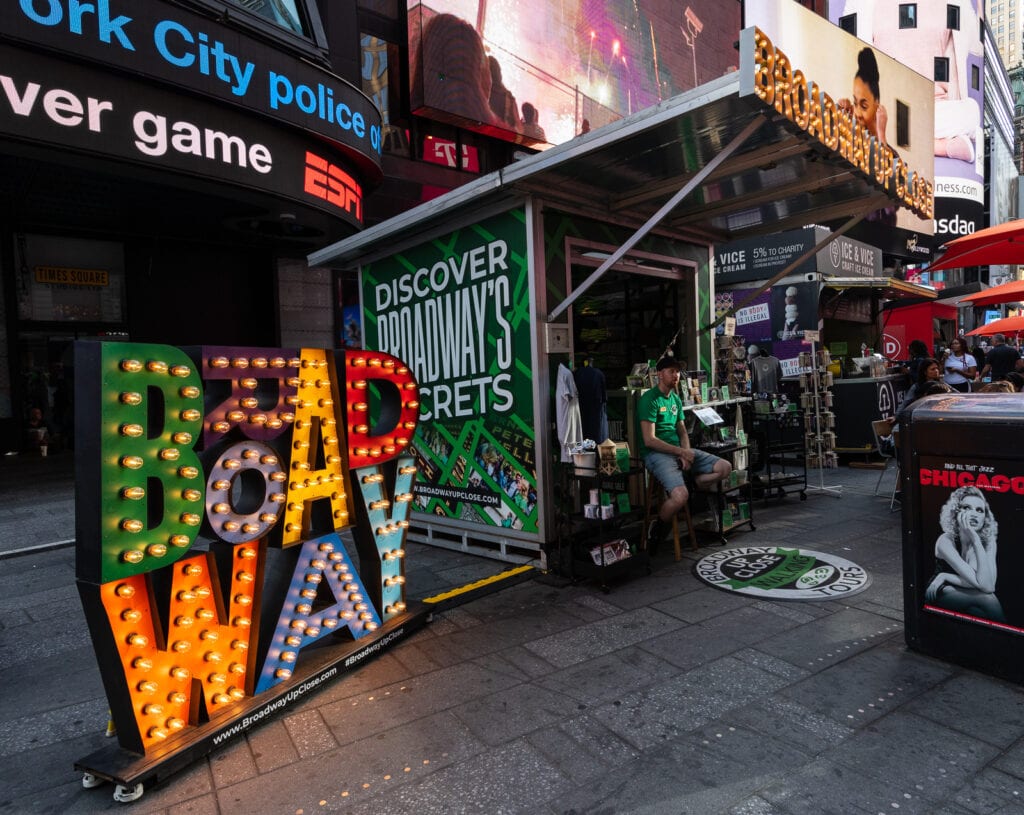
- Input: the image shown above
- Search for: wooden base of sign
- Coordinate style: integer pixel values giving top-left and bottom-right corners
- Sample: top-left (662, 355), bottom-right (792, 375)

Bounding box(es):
top-left (74, 605), bottom-right (428, 799)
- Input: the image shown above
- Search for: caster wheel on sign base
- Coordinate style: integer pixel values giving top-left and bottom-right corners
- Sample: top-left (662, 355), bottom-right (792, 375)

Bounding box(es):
top-left (113, 783), bottom-right (144, 803)
top-left (82, 772), bottom-right (104, 789)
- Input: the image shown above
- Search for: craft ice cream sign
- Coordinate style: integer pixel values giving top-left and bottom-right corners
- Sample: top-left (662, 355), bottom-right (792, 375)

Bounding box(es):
top-left (75, 342), bottom-right (419, 761)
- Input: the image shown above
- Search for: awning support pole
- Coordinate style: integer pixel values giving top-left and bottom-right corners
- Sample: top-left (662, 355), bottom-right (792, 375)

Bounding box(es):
top-left (703, 198), bottom-right (887, 332)
top-left (546, 115), bottom-right (767, 323)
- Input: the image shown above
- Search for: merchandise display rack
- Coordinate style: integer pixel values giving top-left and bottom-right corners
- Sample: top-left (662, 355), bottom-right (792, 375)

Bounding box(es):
top-left (751, 403), bottom-right (807, 502)
top-left (689, 400), bottom-right (755, 541)
top-left (715, 334), bottom-right (750, 398)
top-left (557, 461), bottom-right (649, 593)
top-left (699, 443), bottom-right (756, 542)
top-left (800, 338), bottom-right (842, 498)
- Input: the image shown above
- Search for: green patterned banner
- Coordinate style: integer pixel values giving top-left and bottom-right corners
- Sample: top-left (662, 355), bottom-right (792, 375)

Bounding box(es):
top-left (361, 208), bottom-right (537, 532)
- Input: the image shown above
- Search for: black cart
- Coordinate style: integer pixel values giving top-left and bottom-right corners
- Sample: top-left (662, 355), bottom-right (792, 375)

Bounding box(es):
top-left (902, 393), bottom-right (1024, 684)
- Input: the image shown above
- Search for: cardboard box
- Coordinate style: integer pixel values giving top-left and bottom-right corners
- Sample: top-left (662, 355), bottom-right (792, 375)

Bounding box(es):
top-left (573, 452), bottom-right (597, 476)
top-left (615, 442), bottom-right (631, 472)
top-left (598, 438), bottom-right (618, 475)
top-left (590, 539), bottom-right (631, 565)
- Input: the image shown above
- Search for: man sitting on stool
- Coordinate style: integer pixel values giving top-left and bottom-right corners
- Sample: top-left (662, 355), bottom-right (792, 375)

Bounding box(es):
top-left (640, 356), bottom-right (731, 553)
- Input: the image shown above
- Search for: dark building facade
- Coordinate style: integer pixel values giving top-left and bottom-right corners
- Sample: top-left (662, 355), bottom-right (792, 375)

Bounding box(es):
top-left (1, 0), bottom-right (756, 451)
top-left (0, 1), bottom-right (388, 451)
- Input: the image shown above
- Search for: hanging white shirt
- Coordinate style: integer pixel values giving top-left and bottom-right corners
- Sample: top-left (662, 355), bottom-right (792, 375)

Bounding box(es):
top-left (555, 363), bottom-right (583, 462)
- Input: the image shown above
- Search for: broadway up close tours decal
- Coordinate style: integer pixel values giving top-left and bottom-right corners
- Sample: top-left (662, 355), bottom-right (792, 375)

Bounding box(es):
top-left (695, 546), bottom-right (870, 600)
top-left (74, 342), bottom-right (419, 790)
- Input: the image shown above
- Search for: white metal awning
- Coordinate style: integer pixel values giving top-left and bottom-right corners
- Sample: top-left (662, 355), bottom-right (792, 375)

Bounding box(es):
top-left (309, 71), bottom-right (892, 271)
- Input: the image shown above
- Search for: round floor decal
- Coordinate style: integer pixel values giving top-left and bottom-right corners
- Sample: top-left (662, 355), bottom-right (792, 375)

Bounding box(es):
top-left (694, 546), bottom-right (870, 600)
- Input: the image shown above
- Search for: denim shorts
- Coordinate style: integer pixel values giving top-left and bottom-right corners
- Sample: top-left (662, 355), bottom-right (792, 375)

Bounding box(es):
top-left (644, 448), bottom-right (723, 491)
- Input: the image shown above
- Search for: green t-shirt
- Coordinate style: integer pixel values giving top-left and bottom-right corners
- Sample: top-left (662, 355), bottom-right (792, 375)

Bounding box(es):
top-left (638, 387), bottom-right (683, 457)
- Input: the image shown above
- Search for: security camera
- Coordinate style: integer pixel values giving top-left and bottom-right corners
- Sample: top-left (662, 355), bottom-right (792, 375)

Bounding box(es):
top-left (685, 7), bottom-right (703, 34)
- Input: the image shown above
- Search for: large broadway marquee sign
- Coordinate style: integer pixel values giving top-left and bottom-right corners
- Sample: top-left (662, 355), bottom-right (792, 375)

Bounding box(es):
top-left (74, 342), bottom-right (419, 793)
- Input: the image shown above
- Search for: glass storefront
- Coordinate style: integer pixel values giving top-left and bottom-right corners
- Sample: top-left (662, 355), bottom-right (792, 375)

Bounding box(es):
top-left (5, 235), bottom-right (128, 454)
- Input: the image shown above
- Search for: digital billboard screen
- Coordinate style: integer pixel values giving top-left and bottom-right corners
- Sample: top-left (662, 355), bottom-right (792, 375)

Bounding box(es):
top-left (828, 0), bottom-right (984, 245)
top-left (746, 0), bottom-right (936, 242)
top-left (408, 1), bottom-right (741, 147)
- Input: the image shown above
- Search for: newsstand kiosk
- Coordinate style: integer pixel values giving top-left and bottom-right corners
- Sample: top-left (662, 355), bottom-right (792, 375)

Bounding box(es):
top-left (902, 393), bottom-right (1024, 683)
top-left (309, 8), bottom-right (936, 570)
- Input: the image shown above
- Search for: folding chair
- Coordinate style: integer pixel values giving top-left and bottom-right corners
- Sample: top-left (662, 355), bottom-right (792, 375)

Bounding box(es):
top-left (870, 419), bottom-right (899, 510)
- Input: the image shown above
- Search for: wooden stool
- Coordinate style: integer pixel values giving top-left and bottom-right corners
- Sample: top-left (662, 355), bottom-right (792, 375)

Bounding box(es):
top-left (643, 472), bottom-right (698, 561)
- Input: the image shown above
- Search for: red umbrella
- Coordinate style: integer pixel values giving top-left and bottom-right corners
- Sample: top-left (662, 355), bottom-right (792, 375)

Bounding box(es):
top-left (958, 278), bottom-right (1024, 307)
top-left (928, 219), bottom-right (1024, 271)
top-left (965, 315), bottom-right (1024, 337)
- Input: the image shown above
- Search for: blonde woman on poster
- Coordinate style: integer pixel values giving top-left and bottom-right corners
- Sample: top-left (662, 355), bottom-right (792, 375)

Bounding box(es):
top-left (925, 485), bottom-right (1005, 622)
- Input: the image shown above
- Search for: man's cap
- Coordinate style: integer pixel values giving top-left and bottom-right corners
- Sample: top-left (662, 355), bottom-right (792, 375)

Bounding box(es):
top-left (656, 356), bottom-right (682, 371)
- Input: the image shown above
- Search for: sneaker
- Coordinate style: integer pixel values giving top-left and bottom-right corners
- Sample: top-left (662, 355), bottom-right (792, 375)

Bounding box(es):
top-left (647, 518), bottom-right (667, 555)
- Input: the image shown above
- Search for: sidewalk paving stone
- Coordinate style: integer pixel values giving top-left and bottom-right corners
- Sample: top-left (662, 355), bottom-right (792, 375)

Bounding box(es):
top-left (6, 460), bottom-right (1024, 814)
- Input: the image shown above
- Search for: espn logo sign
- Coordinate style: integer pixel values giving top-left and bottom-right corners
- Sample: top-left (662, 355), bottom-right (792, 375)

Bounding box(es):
top-left (304, 152), bottom-right (362, 221)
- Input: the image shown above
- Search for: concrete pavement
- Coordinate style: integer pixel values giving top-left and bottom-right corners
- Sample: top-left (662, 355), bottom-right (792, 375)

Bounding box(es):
top-left (3, 454), bottom-right (1024, 814)
top-left (0, 448), bottom-right (75, 556)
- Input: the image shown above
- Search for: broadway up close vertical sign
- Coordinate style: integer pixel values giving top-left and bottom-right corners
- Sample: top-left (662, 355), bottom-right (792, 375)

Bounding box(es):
top-left (361, 209), bottom-right (537, 532)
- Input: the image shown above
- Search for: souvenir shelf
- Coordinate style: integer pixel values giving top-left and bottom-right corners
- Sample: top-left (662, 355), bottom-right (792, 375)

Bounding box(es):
top-left (557, 461), bottom-right (649, 593)
top-left (688, 400), bottom-right (755, 541)
top-left (800, 347), bottom-right (838, 470)
top-left (695, 443), bottom-right (756, 542)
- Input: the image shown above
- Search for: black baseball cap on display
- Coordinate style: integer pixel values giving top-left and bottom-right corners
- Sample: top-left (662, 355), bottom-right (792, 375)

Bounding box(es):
top-left (656, 356), bottom-right (681, 371)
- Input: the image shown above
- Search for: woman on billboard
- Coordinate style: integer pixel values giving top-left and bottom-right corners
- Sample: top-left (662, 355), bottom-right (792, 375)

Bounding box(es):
top-left (838, 0), bottom-right (982, 165)
top-left (925, 486), bottom-right (1005, 622)
top-left (837, 48), bottom-right (897, 226)
top-left (837, 48), bottom-right (890, 149)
